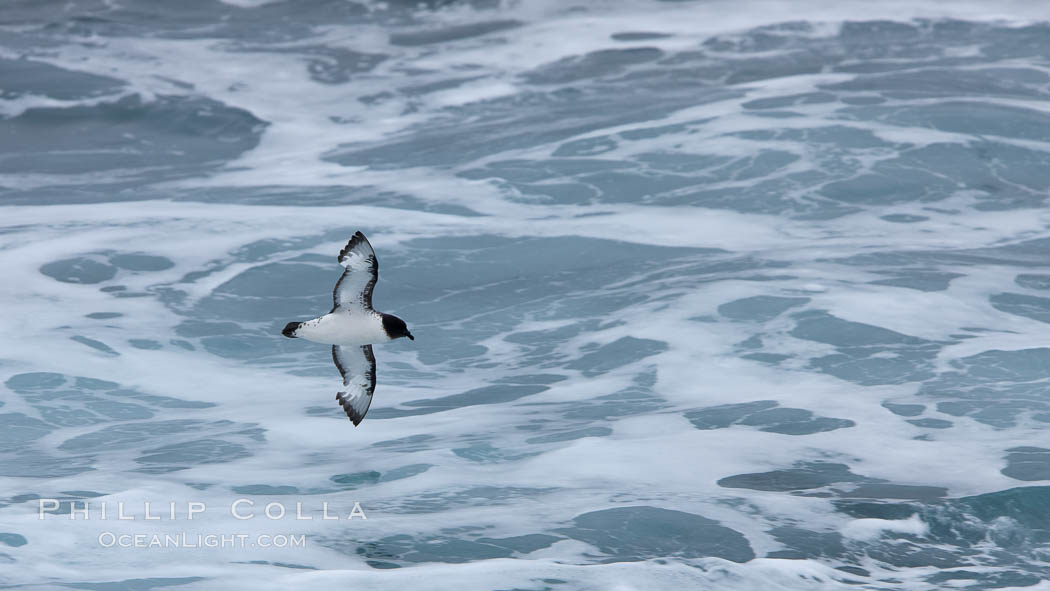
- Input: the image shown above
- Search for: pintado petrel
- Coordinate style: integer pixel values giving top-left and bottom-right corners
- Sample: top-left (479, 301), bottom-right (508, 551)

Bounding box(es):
top-left (282, 231), bottom-right (413, 426)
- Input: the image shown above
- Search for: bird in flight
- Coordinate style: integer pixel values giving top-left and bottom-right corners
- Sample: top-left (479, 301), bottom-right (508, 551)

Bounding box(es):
top-left (282, 231), bottom-right (414, 426)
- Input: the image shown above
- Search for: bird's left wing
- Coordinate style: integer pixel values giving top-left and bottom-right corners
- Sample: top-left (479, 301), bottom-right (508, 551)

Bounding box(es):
top-left (332, 231), bottom-right (378, 312)
top-left (332, 344), bottom-right (376, 426)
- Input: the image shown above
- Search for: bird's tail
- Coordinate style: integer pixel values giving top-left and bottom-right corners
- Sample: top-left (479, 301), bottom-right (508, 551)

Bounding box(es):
top-left (282, 322), bottom-right (303, 338)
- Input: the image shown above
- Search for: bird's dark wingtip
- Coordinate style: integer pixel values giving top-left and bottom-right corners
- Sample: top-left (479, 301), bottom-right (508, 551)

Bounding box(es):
top-left (345, 408), bottom-right (364, 426)
top-left (337, 231), bottom-right (369, 263)
top-left (336, 391), bottom-right (366, 426)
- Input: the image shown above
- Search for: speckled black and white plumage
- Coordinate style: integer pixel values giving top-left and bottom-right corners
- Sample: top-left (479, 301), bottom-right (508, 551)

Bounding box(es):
top-left (333, 344), bottom-right (376, 426)
top-left (332, 231), bottom-right (377, 312)
top-left (281, 231), bottom-right (413, 427)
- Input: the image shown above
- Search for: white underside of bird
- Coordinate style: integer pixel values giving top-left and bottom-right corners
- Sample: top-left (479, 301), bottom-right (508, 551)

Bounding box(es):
top-left (292, 311), bottom-right (391, 346)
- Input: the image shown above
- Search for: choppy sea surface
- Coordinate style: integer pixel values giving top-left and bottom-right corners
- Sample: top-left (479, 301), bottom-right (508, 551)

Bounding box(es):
top-left (4, 1), bottom-right (1050, 589)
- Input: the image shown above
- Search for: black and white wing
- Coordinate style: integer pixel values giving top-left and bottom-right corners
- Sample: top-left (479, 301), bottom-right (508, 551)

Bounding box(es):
top-left (332, 345), bottom-right (376, 426)
top-left (332, 231), bottom-right (378, 311)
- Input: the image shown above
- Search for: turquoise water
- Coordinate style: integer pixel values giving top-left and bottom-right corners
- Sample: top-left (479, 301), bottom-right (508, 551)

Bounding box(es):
top-left (3, 1), bottom-right (1050, 589)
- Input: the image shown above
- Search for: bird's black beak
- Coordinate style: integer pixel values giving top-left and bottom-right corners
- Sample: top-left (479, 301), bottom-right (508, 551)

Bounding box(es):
top-left (407, 332), bottom-right (415, 340)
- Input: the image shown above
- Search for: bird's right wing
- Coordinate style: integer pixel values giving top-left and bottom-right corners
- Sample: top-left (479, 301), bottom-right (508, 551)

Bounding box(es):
top-left (332, 231), bottom-right (378, 312)
top-left (332, 344), bottom-right (376, 426)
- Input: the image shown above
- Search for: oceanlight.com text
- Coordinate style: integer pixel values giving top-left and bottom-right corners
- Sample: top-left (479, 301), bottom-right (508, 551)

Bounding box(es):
top-left (97, 532), bottom-right (307, 549)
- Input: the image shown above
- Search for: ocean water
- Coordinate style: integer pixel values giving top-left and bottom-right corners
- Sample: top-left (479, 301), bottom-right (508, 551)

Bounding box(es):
top-left (3, 0), bottom-right (1050, 589)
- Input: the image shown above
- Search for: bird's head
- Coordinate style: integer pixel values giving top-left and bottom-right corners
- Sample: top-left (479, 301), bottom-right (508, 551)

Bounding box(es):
top-left (381, 313), bottom-right (414, 341)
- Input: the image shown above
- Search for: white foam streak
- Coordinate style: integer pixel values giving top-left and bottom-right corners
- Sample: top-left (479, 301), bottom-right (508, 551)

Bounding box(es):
top-left (841, 514), bottom-right (928, 542)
